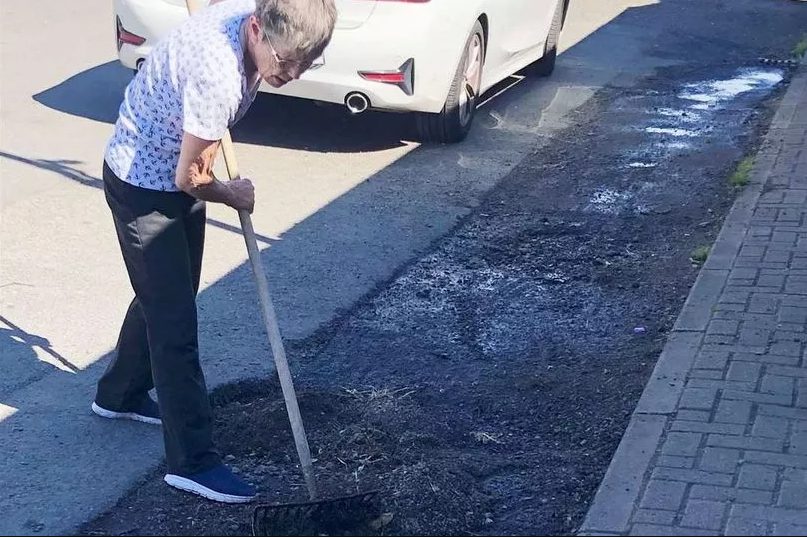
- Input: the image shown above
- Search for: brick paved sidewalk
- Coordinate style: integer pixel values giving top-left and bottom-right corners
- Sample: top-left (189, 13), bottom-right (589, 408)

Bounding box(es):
top-left (578, 56), bottom-right (807, 536)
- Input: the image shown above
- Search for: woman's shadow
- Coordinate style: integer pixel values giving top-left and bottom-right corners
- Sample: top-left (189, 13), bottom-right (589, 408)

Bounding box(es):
top-left (0, 316), bottom-right (78, 396)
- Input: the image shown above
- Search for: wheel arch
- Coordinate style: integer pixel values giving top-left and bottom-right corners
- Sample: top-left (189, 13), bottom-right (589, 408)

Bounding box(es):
top-left (431, 13), bottom-right (489, 108)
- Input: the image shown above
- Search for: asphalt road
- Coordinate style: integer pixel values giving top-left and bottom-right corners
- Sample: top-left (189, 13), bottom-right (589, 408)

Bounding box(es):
top-left (2, 0), bottom-right (806, 535)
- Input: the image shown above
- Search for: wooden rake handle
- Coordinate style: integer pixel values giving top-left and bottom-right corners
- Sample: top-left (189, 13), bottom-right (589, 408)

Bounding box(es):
top-left (184, 0), bottom-right (318, 500)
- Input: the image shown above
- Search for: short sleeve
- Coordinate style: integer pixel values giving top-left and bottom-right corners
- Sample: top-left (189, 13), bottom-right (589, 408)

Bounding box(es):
top-left (181, 50), bottom-right (240, 141)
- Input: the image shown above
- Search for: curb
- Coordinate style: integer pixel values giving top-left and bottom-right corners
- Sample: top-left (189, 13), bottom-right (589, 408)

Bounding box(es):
top-left (577, 54), bottom-right (807, 536)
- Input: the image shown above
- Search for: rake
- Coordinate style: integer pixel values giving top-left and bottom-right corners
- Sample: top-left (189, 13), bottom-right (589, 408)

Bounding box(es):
top-left (182, 1), bottom-right (380, 534)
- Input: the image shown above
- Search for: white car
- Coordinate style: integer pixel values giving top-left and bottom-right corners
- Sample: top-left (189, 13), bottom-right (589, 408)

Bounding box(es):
top-left (114, 0), bottom-right (570, 143)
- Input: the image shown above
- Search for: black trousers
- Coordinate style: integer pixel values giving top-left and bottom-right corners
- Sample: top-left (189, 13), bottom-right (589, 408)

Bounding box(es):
top-left (96, 161), bottom-right (220, 476)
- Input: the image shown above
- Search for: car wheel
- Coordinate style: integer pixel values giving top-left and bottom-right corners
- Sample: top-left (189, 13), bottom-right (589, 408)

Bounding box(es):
top-left (526, 0), bottom-right (564, 77)
top-left (415, 20), bottom-right (485, 144)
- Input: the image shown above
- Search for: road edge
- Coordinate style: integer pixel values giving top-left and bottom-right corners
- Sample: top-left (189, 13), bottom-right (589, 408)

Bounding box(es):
top-left (576, 53), bottom-right (807, 536)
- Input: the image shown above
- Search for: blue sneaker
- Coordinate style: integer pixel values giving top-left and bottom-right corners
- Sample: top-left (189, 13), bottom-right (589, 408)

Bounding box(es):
top-left (164, 464), bottom-right (257, 503)
top-left (92, 397), bottom-right (161, 425)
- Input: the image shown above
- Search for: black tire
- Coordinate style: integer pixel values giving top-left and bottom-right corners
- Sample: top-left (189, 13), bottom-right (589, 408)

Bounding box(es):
top-left (415, 20), bottom-right (486, 144)
top-left (526, 0), bottom-right (564, 77)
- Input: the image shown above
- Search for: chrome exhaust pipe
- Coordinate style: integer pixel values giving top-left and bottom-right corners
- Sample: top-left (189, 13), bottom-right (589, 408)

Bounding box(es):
top-left (345, 92), bottom-right (369, 114)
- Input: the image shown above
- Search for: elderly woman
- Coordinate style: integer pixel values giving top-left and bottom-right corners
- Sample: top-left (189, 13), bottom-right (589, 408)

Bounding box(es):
top-left (91, 0), bottom-right (336, 503)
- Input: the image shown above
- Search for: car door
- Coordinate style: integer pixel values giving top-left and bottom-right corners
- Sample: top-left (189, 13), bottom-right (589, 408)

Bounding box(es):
top-left (482, 0), bottom-right (553, 64)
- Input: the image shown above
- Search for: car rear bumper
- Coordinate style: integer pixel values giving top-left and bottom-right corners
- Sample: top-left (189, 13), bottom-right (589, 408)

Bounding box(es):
top-left (115, 0), bottom-right (469, 114)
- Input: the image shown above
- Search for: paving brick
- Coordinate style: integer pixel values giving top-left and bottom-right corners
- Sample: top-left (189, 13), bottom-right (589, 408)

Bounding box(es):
top-left (717, 312), bottom-right (778, 328)
top-left (745, 451), bottom-right (807, 468)
top-left (707, 319), bottom-right (740, 336)
top-left (651, 467), bottom-right (733, 486)
top-left (690, 485), bottom-right (773, 505)
top-left (769, 340), bottom-right (804, 356)
top-left (730, 268), bottom-right (760, 280)
top-left (713, 309), bottom-right (756, 321)
top-left (688, 379), bottom-right (756, 392)
top-left (662, 432), bottom-right (703, 457)
top-left (741, 245), bottom-right (768, 256)
top-left (777, 322), bottom-right (807, 333)
top-left (760, 374), bottom-right (795, 396)
top-left (790, 430), bottom-right (807, 456)
top-left (798, 378), bottom-right (807, 408)
top-left (719, 290), bottom-right (751, 304)
top-left (680, 388), bottom-right (717, 410)
top-left (786, 279), bottom-right (807, 295)
top-left (759, 404), bottom-right (807, 420)
top-left (680, 499), bottom-right (728, 530)
top-left (778, 480), bottom-right (807, 508)
top-left (699, 447), bottom-right (740, 473)
top-left (693, 352), bottom-right (729, 370)
top-left (761, 191), bottom-right (785, 204)
top-left (733, 352), bottom-right (800, 365)
top-left (758, 273), bottom-right (786, 289)
top-left (724, 516), bottom-right (769, 536)
top-left (774, 523), bottom-right (807, 536)
top-left (769, 365), bottom-right (807, 378)
top-left (783, 191), bottom-right (807, 205)
top-left (726, 362), bottom-right (762, 383)
top-left (748, 295), bottom-right (778, 313)
top-left (765, 250), bottom-right (794, 264)
top-left (714, 399), bottom-right (752, 424)
top-left (703, 334), bottom-right (736, 346)
top-left (751, 261), bottom-right (789, 270)
top-left (707, 434), bottom-right (784, 452)
top-left (784, 468), bottom-right (807, 481)
top-left (723, 389), bottom-right (792, 406)
top-left (730, 503), bottom-right (807, 525)
top-left (755, 207), bottom-right (779, 222)
top-left (676, 410), bottom-right (710, 422)
top-left (752, 415), bottom-right (790, 439)
top-left (639, 480), bottom-right (687, 510)
top-left (629, 524), bottom-right (717, 536)
top-left (775, 330), bottom-right (807, 343)
top-left (657, 455), bottom-right (695, 469)
top-left (773, 230), bottom-right (799, 244)
top-left (690, 369), bottom-right (724, 380)
top-left (738, 464), bottom-right (779, 490)
top-left (776, 209), bottom-right (801, 224)
top-left (713, 302), bottom-right (746, 312)
top-left (671, 420), bottom-right (745, 435)
top-left (632, 509), bottom-right (676, 525)
top-left (739, 327), bottom-right (773, 346)
top-left (730, 285), bottom-right (784, 294)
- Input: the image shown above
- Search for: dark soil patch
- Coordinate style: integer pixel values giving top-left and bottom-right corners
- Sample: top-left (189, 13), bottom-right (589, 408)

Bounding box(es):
top-left (78, 61), bottom-right (792, 537)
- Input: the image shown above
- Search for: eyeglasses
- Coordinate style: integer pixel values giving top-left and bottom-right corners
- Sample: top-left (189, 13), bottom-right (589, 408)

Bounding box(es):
top-left (265, 34), bottom-right (323, 72)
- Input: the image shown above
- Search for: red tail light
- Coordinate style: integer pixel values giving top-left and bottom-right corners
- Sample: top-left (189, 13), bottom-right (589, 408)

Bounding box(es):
top-left (358, 58), bottom-right (415, 95)
top-left (116, 17), bottom-right (146, 49)
top-left (360, 72), bottom-right (405, 84)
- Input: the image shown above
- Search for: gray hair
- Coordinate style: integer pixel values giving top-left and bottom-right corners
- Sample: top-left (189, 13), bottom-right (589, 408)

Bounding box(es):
top-left (255, 0), bottom-right (337, 61)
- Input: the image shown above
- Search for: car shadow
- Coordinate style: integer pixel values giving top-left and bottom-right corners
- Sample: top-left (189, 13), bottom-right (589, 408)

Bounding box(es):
top-left (30, 59), bottom-right (412, 152)
top-left (229, 93), bottom-right (412, 152)
top-left (30, 58), bottom-right (544, 153)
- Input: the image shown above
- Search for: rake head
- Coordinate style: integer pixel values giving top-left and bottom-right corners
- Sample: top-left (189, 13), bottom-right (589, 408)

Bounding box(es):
top-left (251, 490), bottom-right (380, 536)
